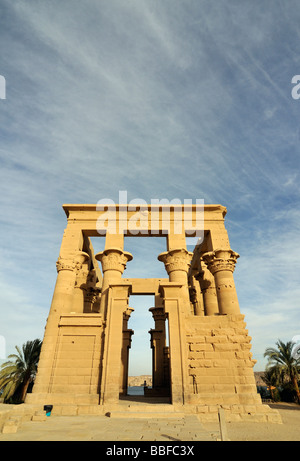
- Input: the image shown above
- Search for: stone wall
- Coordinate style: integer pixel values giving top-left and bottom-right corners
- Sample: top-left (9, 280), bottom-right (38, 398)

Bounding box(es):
top-left (185, 314), bottom-right (281, 423)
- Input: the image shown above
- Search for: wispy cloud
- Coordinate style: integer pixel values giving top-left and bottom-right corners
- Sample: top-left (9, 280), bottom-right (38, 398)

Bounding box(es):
top-left (0, 0), bottom-right (299, 373)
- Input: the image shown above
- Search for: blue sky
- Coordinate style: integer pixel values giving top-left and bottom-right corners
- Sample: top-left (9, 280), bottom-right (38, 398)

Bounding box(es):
top-left (0, 0), bottom-right (299, 375)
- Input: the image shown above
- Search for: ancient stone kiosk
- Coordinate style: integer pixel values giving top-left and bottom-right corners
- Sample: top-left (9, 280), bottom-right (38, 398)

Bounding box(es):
top-left (26, 203), bottom-right (281, 423)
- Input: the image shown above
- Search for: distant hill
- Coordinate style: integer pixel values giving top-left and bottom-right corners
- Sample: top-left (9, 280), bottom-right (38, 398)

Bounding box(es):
top-left (128, 372), bottom-right (266, 387)
top-left (254, 371), bottom-right (266, 386)
top-left (128, 376), bottom-right (152, 387)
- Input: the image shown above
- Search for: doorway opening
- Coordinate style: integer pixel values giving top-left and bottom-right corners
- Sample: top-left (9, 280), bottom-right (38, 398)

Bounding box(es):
top-left (123, 294), bottom-right (171, 400)
top-left (126, 295), bottom-right (154, 396)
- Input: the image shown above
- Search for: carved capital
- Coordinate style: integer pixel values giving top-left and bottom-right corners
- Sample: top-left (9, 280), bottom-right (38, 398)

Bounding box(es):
top-left (84, 288), bottom-right (100, 305)
top-left (123, 307), bottom-right (134, 321)
top-left (56, 251), bottom-right (89, 273)
top-left (196, 259), bottom-right (215, 290)
top-left (149, 307), bottom-right (166, 322)
top-left (95, 248), bottom-right (133, 274)
top-left (202, 249), bottom-right (239, 275)
top-left (189, 287), bottom-right (197, 303)
top-left (56, 257), bottom-right (76, 272)
top-left (74, 251), bottom-right (90, 270)
top-left (158, 248), bottom-right (193, 275)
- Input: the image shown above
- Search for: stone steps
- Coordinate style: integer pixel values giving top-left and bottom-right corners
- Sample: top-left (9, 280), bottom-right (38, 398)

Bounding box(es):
top-left (104, 402), bottom-right (185, 419)
top-left (106, 403), bottom-right (177, 412)
top-left (1, 404), bottom-right (42, 434)
top-left (2, 416), bottom-right (22, 434)
top-left (106, 411), bottom-right (186, 419)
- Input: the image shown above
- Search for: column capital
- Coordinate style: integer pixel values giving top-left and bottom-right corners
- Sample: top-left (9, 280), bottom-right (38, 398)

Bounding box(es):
top-left (95, 248), bottom-right (133, 274)
top-left (158, 248), bottom-right (193, 275)
top-left (56, 251), bottom-right (89, 273)
top-left (202, 249), bottom-right (239, 275)
top-left (123, 307), bottom-right (134, 322)
top-left (149, 307), bottom-right (166, 322)
top-left (84, 288), bottom-right (100, 304)
top-left (196, 258), bottom-right (215, 288)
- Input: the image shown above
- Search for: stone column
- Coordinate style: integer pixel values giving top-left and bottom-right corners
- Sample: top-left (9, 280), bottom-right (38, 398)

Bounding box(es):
top-left (99, 283), bottom-right (132, 404)
top-left (163, 346), bottom-right (170, 389)
top-left (196, 259), bottom-right (219, 316)
top-left (95, 248), bottom-right (133, 318)
top-left (159, 283), bottom-right (191, 405)
top-left (72, 252), bottom-right (90, 313)
top-left (84, 269), bottom-right (101, 313)
top-left (120, 307), bottom-right (134, 395)
top-left (158, 248), bottom-right (193, 285)
top-left (84, 288), bottom-right (101, 313)
top-left (158, 248), bottom-right (193, 315)
top-left (189, 274), bottom-right (205, 316)
top-left (149, 307), bottom-right (167, 389)
top-left (202, 249), bottom-right (240, 315)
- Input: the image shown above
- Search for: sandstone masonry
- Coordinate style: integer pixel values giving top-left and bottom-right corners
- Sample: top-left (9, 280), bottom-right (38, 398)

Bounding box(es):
top-left (26, 203), bottom-right (281, 423)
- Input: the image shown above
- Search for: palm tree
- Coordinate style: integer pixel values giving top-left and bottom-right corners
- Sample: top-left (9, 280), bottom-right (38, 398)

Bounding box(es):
top-left (0, 339), bottom-right (42, 403)
top-left (264, 340), bottom-right (300, 404)
top-left (261, 368), bottom-right (278, 401)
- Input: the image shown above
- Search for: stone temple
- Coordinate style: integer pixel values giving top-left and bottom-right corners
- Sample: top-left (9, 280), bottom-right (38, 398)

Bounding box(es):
top-left (26, 203), bottom-right (281, 423)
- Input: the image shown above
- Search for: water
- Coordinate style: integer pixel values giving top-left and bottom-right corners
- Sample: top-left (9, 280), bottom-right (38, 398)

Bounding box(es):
top-left (127, 386), bottom-right (146, 396)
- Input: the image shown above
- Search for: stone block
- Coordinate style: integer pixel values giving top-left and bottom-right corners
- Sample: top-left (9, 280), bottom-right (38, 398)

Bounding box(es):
top-left (196, 405), bottom-right (209, 413)
top-left (266, 412), bottom-right (283, 424)
top-left (206, 335), bottom-right (228, 344)
top-left (240, 413), bottom-right (267, 423)
top-left (60, 405), bottom-right (78, 416)
top-left (214, 343), bottom-right (240, 352)
top-left (213, 359), bottom-right (229, 368)
top-left (31, 414), bottom-right (47, 422)
top-left (190, 343), bottom-right (214, 352)
top-left (238, 393), bottom-right (262, 405)
top-left (235, 384), bottom-right (257, 394)
top-left (221, 394), bottom-right (239, 405)
top-left (214, 384), bottom-right (236, 394)
top-left (2, 423), bottom-right (19, 434)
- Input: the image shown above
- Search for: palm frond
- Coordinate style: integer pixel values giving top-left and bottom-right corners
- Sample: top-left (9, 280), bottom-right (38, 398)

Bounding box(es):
top-left (0, 338), bottom-right (42, 403)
